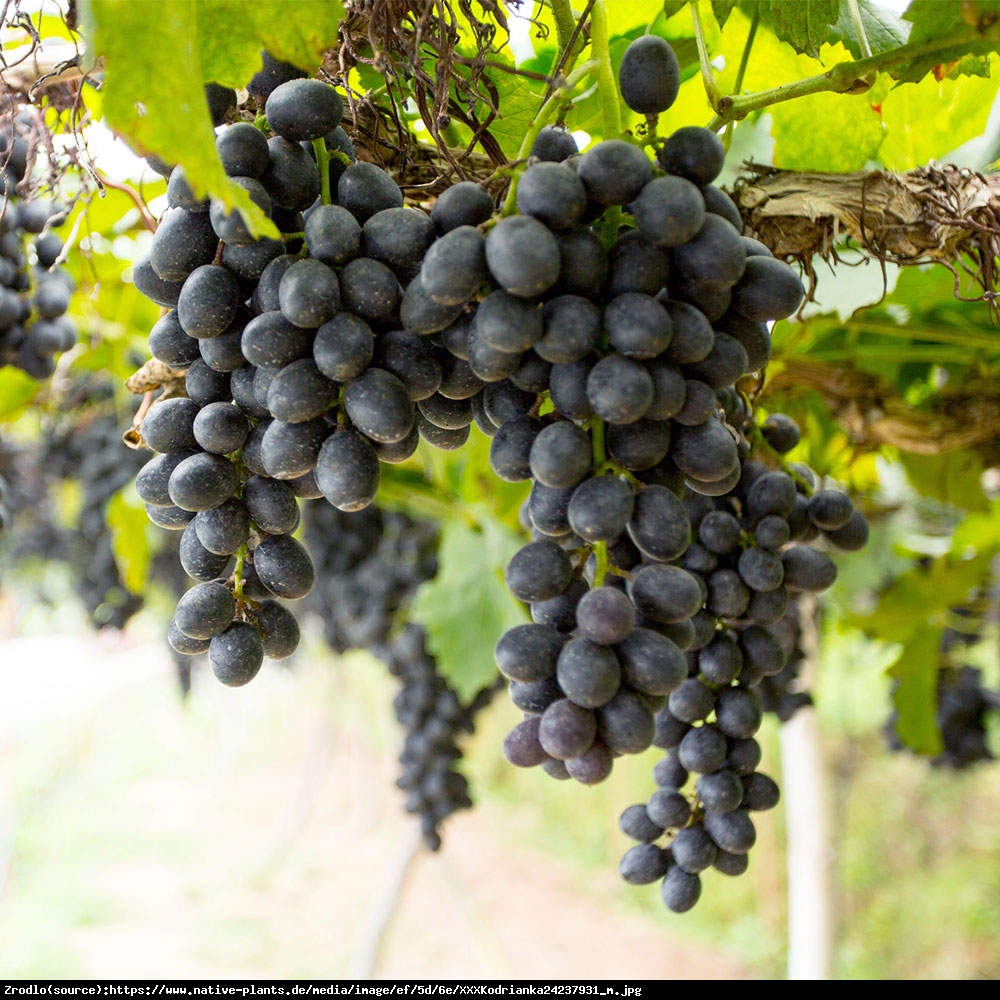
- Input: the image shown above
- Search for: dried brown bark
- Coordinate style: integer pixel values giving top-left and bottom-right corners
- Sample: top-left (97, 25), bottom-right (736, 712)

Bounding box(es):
top-left (734, 164), bottom-right (1000, 302)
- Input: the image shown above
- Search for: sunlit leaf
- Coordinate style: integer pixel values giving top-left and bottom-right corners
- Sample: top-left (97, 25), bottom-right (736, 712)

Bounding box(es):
top-left (106, 483), bottom-right (151, 597)
top-left (829, 0), bottom-right (909, 57)
top-left (79, 0), bottom-right (342, 239)
top-left (887, 625), bottom-right (943, 754)
top-left (411, 518), bottom-right (528, 702)
top-left (0, 368), bottom-right (40, 420)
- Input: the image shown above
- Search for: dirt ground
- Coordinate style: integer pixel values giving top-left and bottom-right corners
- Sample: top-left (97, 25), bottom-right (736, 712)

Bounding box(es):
top-left (0, 629), bottom-right (752, 981)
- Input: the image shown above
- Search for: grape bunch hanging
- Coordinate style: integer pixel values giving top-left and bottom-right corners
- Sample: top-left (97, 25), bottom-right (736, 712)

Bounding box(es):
top-left (305, 501), bottom-right (499, 851)
top-left (128, 37), bottom-right (869, 910)
top-left (1, 110), bottom-right (76, 380)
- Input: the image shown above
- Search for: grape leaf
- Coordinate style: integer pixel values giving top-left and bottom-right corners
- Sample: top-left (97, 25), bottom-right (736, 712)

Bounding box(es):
top-left (904, 0), bottom-right (1000, 43)
top-left (106, 485), bottom-right (151, 598)
top-left (748, 0), bottom-right (843, 59)
top-left (483, 56), bottom-right (549, 159)
top-left (196, 0), bottom-right (345, 88)
top-left (878, 71), bottom-right (998, 169)
top-left (829, 0), bottom-right (909, 58)
top-left (79, 0), bottom-right (342, 238)
top-left (848, 549), bottom-right (994, 645)
top-left (0, 367), bottom-right (39, 419)
top-left (411, 518), bottom-right (528, 703)
top-left (713, 0), bottom-right (741, 28)
top-left (663, 1), bottom-right (688, 19)
top-left (771, 89), bottom-right (884, 171)
top-left (891, 0), bottom-right (1000, 82)
top-left (887, 625), bottom-right (943, 755)
top-left (899, 452), bottom-right (990, 512)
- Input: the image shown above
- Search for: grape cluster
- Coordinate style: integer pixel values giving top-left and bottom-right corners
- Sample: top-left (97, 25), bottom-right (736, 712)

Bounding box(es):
top-left (137, 59), bottom-right (538, 682)
top-left (482, 35), bottom-right (871, 913)
top-left (887, 616), bottom-right (1000, 769)
top-left (0, 114), bottom-right (76, 379)
top-left (757, 596), bottom-right (813, 721)
top-left (304, 500), bottom-right (497, 849)
top-left (386, 625), bottom-right (500, 850)
top-left (135, 70), bottom-right (373, 684)
top-left (0, 389), bottom-right (149, 629)
top-left (611, 412), bottom-right (869, 912)
top-left (930, 666), bottom-right (999, 768)
top-left (304, 500), bottom-right (438, 652)
top-left (123, 41), bottom-right (874, 889)
top-left (485, 121), bottom-right (852, 779)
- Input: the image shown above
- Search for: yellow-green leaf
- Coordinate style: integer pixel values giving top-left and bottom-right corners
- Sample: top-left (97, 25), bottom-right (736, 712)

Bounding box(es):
top-left (0, 367), bottom-right (40, 419)
top-left (106, 484), bottom-right (151, 597)
top-left (887, 625), bottom-right (943, 755)
top-left (411, 518), bottom-right (527, 702)
top-left (79, 0), bottom-right (343, 239)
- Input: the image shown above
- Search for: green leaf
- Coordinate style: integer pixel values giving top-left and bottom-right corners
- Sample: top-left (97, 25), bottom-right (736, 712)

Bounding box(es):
top-left (828, 0), bottom-right (909, 57)
top-left (713, 0), bottom-right (741, 28)
top-left (663, 0), bottom-right (688, 19)
top-left (410, 518), bottom-right (528, 703)
top-left (904, 0), bottom-right (1000, 44)
top-left (751, 0), bottom-right (843, 59)
top-left (892, 0), bottom-right (1000, 82)
top-left (196, 0), bottom-right (345, 86)
top-left (483, 58), bottom-right (550, 160)
top-left (950, 505), bottom-right (1000, 555)
top-left (106, 484), bottom-right (151, 598)
top-left (79, 0), bottom-right (342, 239)
top-left (0, 367), bottom-right (40, 419)
top-left (887, 625), bottom-right (943, 754)
top-left (877, 71), bottom-right (998, 168)
top-left (716, 9), bottom-right (820, 97)
top-left (771, 88), bottom-right (884, 170)
top-left (849, 549), bottom-right (993, 644)
top-left (899, 451), bottom-right (989, 512)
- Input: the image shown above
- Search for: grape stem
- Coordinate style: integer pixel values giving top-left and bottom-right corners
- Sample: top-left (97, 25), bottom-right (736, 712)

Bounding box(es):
top-left (548, 0), bottom-right (595, 103)
top-left (746, 422), bottom-right (815, 495)
top-left (589, 415), bottom-right (609, 587)
top-left (232, 544), bottom-right (248, 599)
top-left (589, 0), bottom-right (622, 140)
top-left (690, 1), bottom-right (723, 112)
top-left (312, 138), bottom-right (332, 206)
top-left (548, 0), bottom-right (579, 60)
top-left (846, 0), bottom-right (873, 59)
top-left (592, 541), bottom-right (609, 588)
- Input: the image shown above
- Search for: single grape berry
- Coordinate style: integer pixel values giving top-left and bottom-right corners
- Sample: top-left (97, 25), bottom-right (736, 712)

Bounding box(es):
top-left (619, 35), bottom-right (680, 115)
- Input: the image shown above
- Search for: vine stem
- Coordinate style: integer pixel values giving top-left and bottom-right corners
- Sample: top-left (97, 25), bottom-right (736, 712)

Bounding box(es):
top-left (722, 4), bottom-right (759, 148)
top-left (733, 5), bottom-right (759, 97)
top-left (589, 0), bottom-right (622, 139)
top-left (846, 0), bottom-right (873, 59)
top-left (713, 25), bottom-right (1000, 122)
top-left (549, 0), bottom-right (577, 57)
top-left (690, 0), bottom-right (722, 112)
